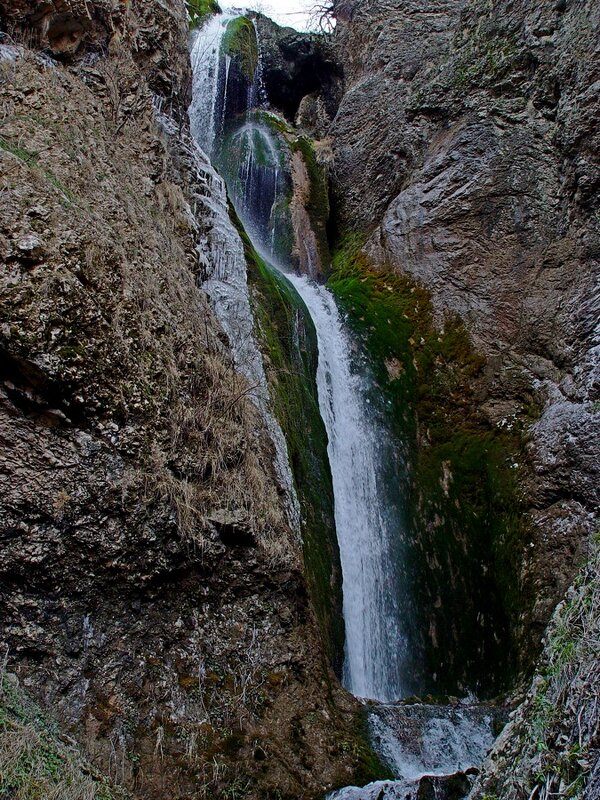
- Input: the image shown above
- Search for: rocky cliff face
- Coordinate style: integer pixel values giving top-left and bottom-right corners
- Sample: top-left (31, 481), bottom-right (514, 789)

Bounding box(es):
top-left (329, 0), bottom-right (599, 667)
top-left (326, 0), bottom-right (599, 789)
top-left (0, 2), bottom-right (371, 797)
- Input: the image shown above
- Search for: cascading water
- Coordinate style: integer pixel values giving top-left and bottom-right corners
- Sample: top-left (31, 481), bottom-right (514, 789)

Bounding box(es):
top-left (190, 13), bottom-right (235, 154)
top-left (283, 273), bottom-right (408, 701)
top-left (189, 12), bottom-right (500, 797)
top-left (198, 12), bottom-right (411, 702)
top-left (185, 17), bottom-right (301, 530)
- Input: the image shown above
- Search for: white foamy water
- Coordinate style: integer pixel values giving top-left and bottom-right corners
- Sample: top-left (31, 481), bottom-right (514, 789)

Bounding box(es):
top-left (284, 274), bottom-right (408, 701)
top-left (329, 705), bottom-right (496, 799)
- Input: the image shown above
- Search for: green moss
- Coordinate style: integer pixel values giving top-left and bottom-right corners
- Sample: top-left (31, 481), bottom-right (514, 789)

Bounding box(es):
top-left (217, 116), bottom-right (296, 267)
top-left (187, 0), bottom-right (221, 29)
top-left (257, 111), bottom-right (294, 137)
top-left (230, 207), bottom-right (344, 671)
top-left (291, 136), bottom-right (331, 268)
top-left (0, 677), bottom-right (126, 799)
top-left (451, 32), bottom-right (520, 90)
top-left (524, 540), bottom-right (599, 796)
top-left (348, 709), bottom-right (395, 786)
top-left (222, 16), bottom-right (258, 81)
top-left (328, 234), bottom-right (529, 696)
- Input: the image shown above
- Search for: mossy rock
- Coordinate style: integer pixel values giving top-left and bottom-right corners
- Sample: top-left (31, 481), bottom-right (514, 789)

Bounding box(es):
top-left (0, 677), bottom-right (127, 799)
top-left (222, 16), bottom-right (259, 82)
top-left (327, 234), bottom-right (530, 697)
top-left (187, 0), bottom-right (221, 30)
top-left (229, 204), bottom-right (345, 672)
top-left (291, 135), bottom-right (331, 268)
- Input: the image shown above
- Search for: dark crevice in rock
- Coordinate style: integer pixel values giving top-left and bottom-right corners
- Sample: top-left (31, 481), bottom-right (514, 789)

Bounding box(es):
top-left (253, 14), bottom-right (344, 123)
top-left (1, 349), bottom-right (82, 425)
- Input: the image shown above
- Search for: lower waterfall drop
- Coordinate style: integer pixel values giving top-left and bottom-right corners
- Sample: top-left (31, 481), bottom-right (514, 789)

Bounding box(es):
top-left (282, 273), bottom-right (409, 702)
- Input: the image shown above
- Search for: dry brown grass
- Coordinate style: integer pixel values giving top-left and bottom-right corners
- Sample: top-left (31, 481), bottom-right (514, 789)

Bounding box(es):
top-left (0, 677), bottom-right (126, 800)
top-left (142, 347), bottom-right (295, 567)
top-left (0, 44), bottom-right (297, 576)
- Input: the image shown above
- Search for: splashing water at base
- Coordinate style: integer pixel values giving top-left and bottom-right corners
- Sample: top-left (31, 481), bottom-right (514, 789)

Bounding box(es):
top-left (328, 703), bottom-right (498, 799)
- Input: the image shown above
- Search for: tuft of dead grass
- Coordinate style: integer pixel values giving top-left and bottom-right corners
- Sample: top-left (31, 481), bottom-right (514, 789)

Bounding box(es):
top-left (0, 675), bottom-right (127, 800)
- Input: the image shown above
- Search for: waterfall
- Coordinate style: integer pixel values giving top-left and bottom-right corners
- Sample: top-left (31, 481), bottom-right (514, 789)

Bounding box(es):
top-left (191, 11), bottom-right (409, 703)
top-left (283, 273), bottom-right (408, 700)
top-left (184, 20), bottom-right (301, 532)
top-left (188, 13), bottom-right (498, 798)
top-left (190, 13), bottom-right (234, 154)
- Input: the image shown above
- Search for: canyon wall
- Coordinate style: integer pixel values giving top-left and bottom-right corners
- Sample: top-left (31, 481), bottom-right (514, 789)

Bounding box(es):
top-left (325, 0), bottom-right (599, 792)
top-left (327, 0), bottom-right (599, 680)
top-left (0, 2), bottom-right (374, 797)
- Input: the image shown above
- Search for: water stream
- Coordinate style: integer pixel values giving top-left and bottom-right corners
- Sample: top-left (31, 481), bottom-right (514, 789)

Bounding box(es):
top-left (188, 13), bottom-right (499, 797)
top-left (283, 273), bottom-right (408, 701)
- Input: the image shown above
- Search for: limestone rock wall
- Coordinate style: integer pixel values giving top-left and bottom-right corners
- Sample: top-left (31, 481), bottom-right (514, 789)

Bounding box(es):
top-left (329, 0), bottom-right (599, 671)
top-left (328, 0), bottom-right (599, 790)
top-left (0, 2), bottom-right (367, 797)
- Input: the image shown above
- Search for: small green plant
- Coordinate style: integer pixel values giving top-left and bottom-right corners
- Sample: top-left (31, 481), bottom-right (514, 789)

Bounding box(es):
top-left (0, 135), bottom-right (75, 204)
top-left (187, 0), bottom-right (221, 29)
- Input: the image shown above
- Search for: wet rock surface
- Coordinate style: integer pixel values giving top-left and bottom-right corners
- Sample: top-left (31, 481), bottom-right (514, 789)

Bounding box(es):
top-left (253, 13), bottom-right (343, 127)
top-left (327, 0), bottom-right (599, 793)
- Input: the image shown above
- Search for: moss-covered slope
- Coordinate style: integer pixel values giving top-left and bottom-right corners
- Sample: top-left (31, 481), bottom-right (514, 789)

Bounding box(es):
top-left (0, 676), bottom-right (127, 800)
top-left (328, 235), bottom-right (531, 697)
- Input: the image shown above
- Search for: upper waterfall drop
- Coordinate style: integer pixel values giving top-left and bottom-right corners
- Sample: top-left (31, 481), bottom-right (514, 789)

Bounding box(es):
top-left (190, 13), bottom-right (234, 154)
top-left (185, 15), bottom-right (301, 533)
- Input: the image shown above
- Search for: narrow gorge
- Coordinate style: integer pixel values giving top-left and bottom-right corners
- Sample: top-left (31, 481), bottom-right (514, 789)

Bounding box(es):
top-left (0, 1), bottom-right (598, 800)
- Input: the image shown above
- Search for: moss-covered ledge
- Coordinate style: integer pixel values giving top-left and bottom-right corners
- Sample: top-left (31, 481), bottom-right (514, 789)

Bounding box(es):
top-left (187, 0), bottom-right (221, 30)
top-left (229, 209), bottom-right (343, 674)
top-left (327, 233), bottom-right (532, 698)
top-left (222, 16), bottom-right (259, 81)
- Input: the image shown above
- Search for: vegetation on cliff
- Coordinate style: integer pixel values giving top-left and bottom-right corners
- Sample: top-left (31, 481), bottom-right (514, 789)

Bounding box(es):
top-left (232, 211), bottom-right (343, 671)
top-left (0, 675), bottom-right (126, 800)
top-left (289, 136), bottom-right (331, 268)
top-left (472, 535), bottom-right (600, 799)
top-left (328, 234), bottom-right (530, 697)
top-left (222, 16), bottom-right (259, 81)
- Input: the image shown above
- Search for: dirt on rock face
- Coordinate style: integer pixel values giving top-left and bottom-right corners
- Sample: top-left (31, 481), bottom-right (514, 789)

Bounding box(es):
top-left (329, 0), bottom-right (599, 668)
top-left (0, 2), bottom-right (366, 797)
